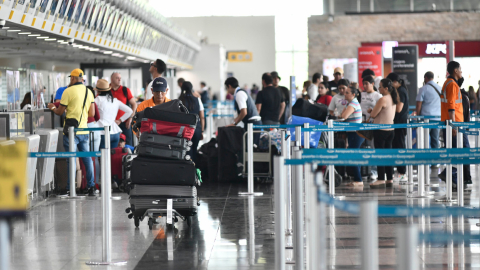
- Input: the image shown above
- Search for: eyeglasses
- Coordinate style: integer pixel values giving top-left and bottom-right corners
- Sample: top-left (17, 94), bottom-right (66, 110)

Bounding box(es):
top-left (150, 62), bottom-right (157, 68)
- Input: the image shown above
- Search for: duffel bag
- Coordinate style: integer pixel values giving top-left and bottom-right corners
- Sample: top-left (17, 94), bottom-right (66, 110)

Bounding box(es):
top-left (140, 118), bottom-right (196, 140)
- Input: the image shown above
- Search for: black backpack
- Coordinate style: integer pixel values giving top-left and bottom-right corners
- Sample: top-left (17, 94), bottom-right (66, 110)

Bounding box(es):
top-left (461, 89), bottom-right (470, 122)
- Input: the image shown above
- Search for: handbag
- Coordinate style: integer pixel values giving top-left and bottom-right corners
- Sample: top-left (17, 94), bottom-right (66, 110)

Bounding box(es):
top-left (63, 86), bottom-right (88, 136)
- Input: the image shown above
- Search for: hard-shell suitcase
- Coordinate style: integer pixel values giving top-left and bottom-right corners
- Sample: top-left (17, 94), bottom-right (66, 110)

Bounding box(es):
top-left (130, 157), bottom-right (197, 186)
top-left (143, 106), bottom-right (199, 126)
top-left (133, 99), bottom-right (189, 132)
top-left (130, 185), bottom-right (196, 197)
top-left (137, 141), bottom-right (189, 160)
top-left (140, 118), bottom-right (196, 140)
top-left (140, 133), bottom-right (192, 149)
top-left (111, 147), bottom-right (129, 183)
top-left (129, 196), bottom-right (197, 217)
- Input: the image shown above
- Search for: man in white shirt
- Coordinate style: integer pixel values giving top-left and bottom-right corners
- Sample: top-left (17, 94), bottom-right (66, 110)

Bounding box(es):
top-left (416, 71), bottom-right (441, 148)
top-left (145, 59), bottom-right (167, 101)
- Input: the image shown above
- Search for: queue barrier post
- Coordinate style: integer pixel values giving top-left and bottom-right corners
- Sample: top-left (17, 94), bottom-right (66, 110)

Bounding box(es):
top-left (437, 120), bottom-right (457, 203)
top-left (327, 120), bottom-right (335, 196)
top-left (60, 126), bottom-right (85, 199)
top-left (303, 123), bottom-right (310, 149)
top-left (295, 126), bottom-right (302, 147)
top-left (0, 219), bottom-right (9, 270)
top-left (292, 147), bottom-right (304, 270)
top-left (315, 171), bottom-right (327, 270)
top-left (305, 163), bottom-right (316, 270)
top-left (208, 113), bottom-right (213, 141)
top-left (274, 156), bottom-right (286, 270)
top-left (408, 125), bottom-right (432, 198)
top-left (360, 200), bottom-right (379, 270)
top-left (282, 130), bottom-right (293, 236)
top-left (424, 119), bottom-right (439, 188)
top-left (405, 119), bottom-right (414, 186)
top-left (396, 224), bottom-right (419, 270)
top-left (239, 123), bottom-right (263, 196)
top-left (457, 129), bottom-right (464, 206)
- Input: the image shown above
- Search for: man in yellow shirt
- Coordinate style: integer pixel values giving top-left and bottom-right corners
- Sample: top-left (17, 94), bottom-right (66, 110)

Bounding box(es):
top-left (136, 77), bottom-right (171, 113)
top-left (47, 68), bottom-right (96, 196)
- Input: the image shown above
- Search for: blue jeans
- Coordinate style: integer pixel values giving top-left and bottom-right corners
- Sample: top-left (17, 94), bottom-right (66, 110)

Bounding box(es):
top-left (100, 133), bottom-right (120, 149)
top-left (347, 132), bottom-right (365, 182)
top-left (429, 128), bottom-right (440, 149)
top-left (63, 134), bottom-right (94, 189)
top-left (119, 122), bottom-right (133, 146)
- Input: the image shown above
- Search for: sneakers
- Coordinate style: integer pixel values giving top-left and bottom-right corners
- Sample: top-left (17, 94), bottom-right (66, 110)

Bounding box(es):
top-left (396, 174), bottom-right (407, 182)
top-left (86, 187), bottom-right (96, 196)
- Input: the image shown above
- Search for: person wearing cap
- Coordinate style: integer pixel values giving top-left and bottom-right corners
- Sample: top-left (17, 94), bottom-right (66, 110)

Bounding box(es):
top-left (118, 134), bottom-right (134, 153)
top-left (271, 71), bottom-right (290, 124)
top-left (110, 72), bottom-right (137, 147)
top-left (94, 79), bottom-right (133, 150)
top-left (145, 59), bottom-right (167, 101)
top-left (47, 68), bottom-right (96, 196)
top-left (136, 77), bottom-right (172, 113)
top-left (328, 67), bottom-right (344, 95)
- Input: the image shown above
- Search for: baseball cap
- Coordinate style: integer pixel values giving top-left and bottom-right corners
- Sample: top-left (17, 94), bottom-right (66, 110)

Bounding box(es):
top-left (120, 134), bottom-right (126, 141)
top-left (152, 77), bottom-right (168, 92)
top-left (334, 67), bottom-right (344, 75)
top-left (271, 71), bottom-right (281, 80)
top-left (69, 68), bottom-right (84, 77)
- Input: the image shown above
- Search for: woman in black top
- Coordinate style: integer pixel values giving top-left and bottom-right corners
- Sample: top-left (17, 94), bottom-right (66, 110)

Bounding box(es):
top-left (386, 73), bottom-right (409, 181)
top-left (179, 81), bottom-right (205, 163)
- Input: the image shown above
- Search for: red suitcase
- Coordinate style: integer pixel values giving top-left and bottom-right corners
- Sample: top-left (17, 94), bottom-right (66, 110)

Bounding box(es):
top-left (140, 119), bottom-right (196, 140)
top-left (111, 147), bottom-right (129, 183)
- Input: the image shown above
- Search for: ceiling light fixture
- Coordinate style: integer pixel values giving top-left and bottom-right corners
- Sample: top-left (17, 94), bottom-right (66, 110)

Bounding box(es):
top-left (7, 29), bottom-right (21, 32)
top-left (89, 48), bottom-right (99, 51)
top-left (18, 32), bottom-right (31, 35)
top-left (126, 56), bottom-right (136, 60)
top-left (37, 36), bottom-right (49, 39)
top-left (28, 34), bottom-right (41, 37)
top-left (45, 38), bottom-right (56, 41)
top-left (103, 51), bottom-right (113, 54)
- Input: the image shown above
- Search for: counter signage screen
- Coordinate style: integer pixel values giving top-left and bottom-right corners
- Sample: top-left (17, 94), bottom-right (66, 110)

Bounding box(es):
top-left (92, 3), bottom-right (105, 31)
top-left (97, 5), bottom-right (109, 32)
top-left (38, 0), bottom-right (48, 13)
top-left (358, 46), bottom-right (383, 90)
top-left (73, 0), bottom-right (85, 23)
top-left (49, 0), bottom-right (60, 15)
top-left (57, 0), bottom-right (69, 19)
top-left (392, 45), bottom-right (418, 106)
top-left (81, 0), bottom-right (91, 25)
top-left (66, 0), bottom-right (77, 21)
top-left (86, 2), bottom-right (97, 28)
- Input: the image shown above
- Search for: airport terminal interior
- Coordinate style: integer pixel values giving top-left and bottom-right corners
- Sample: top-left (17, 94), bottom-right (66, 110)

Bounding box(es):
top-left (1, 0), bottom-right (480, 269)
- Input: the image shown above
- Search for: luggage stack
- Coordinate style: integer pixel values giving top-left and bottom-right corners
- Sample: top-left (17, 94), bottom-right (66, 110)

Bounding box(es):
top-left (126, 100), bottom-right (200, 230)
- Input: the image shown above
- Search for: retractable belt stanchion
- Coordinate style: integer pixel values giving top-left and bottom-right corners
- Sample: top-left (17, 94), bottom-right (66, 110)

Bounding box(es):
top-left (0, 219), bottom-right (9, 270)
top-left (305, 163), bottom-right (315, 270)
top-left (360, 200), bottom-right (379, 270)
top-left (317, 173), bottom-right (327, 270)
top-left (327, 120), bottom-right (344, 199)
top-left (295, 126), bottom-right (302, 147)
top-left (396, 224), bottom-right (419, 270)
top-left (274, 156), bottom-right (286, 270)
top-left (61, 126), bottom-right (85, 199)
top-left (292, 147), bottom-right (304, 270)
top-left (239, 123), bottom-right (263, 196)
top-left (103, 126), bottom-right (121, 200)
top-left (303, 123), bottom-right (310, 149)
top-left (282, 130), bottom-right (293, 236)
top-left (437, 120), bottom-right (457, 203)
top-left (405, 119), bottom-right (414, 187)
top-left (424, 119), bottom-right (439, 188)
top-left (409, 125), bottom-right (432, 198)
top-left (457, 129), bottom-right (464, 206)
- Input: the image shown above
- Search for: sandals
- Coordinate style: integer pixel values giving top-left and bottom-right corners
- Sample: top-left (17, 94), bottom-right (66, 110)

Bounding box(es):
top-left (346, 181), bottom-right (364, 187)
top-left (370, 180), bottom-right (386, 189)
top-left (386, 180), bottom-right (394, 187)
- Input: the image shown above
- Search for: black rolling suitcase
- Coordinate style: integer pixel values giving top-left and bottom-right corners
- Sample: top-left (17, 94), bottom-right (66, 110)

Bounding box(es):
top-left (137, 141), bottom-right (189, 160)
top-left (130, 157), bottom-right (198, 186)
top-left (130, 185), bottom-right (196, 197)
top-left (129, 196), bottom-right (198, 217)
top-left (140, 133), bottom-right (192, 148)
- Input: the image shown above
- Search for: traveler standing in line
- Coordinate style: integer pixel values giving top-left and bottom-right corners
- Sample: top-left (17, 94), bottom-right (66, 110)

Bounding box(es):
top-left (307, 73), bottom-right (322, 100)
top-left (47, 69), bottom-right (96, 196)
top-left (272, 71), bottom-right (290, 124)
top-left (468, 86), bottom-right (477, 111)
top-left (54, 85), bottom-right (69, 102)
top-left (255, 73), bottom-right (285, 125)
top-left (110, 72), bottom-right (137, 147)
top-left (416, 71), bottom-right (441, 149)
top-left (179, 81), bottom-right (205, 163)
top-left (137, 77), bottom-right (172, 113)
top-left (225, 77), bottom-right (262, 143)
top-left (94, 79), bottom-right (133, 149)
top-left (361, 76), bottom-right (382, 122)
top-left (86, 86), bottom-right (101, 186)
top-left (302, 80), bottom-right (312, 100)
top-left (368, 79), bottom-right (398, 188)
top-left (341, 87), bottom-right (364, 186)
top-left (328, 67), bottom-right (343, 95)
top-left (328, 79), bottom-right (350, 117)
top-left (315, 81), bottom-right (332, 106)
top-left (198, 81), bottom-right (210, 105)
top-left (145, 59), bottom-right (167, 101)
top-left (440, 61), bottom-right (471, 186)
top-left (386, 72), bottom-right (409, 181)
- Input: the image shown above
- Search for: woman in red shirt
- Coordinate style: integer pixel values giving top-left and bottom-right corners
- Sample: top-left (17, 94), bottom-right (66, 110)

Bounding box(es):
top-left (315, 82), bottom-right (332, 106)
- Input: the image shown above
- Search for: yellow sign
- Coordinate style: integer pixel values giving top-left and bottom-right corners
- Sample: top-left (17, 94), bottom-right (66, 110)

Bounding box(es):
top-left (0, 141), bottom-right (28, 214)
top-left (227, 51), bottom-right (253, 62)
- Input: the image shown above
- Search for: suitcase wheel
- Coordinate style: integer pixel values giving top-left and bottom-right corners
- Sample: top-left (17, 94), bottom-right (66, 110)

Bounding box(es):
top-left (134, 216), bottom-right (140, 228)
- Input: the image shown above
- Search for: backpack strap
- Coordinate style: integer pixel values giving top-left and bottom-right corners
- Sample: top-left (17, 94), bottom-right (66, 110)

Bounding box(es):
top-left (427, 82), bottom-right (442, 97)
top-left (122, 86), bottom-right (129, 106)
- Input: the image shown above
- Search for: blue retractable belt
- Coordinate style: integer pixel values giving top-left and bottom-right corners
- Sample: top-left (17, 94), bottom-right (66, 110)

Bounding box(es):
top-left (29, 151), bottom-right (101, 158)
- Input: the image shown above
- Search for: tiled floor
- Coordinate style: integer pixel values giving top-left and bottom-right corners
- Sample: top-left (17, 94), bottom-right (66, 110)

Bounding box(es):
top-left (7, 165), bottom-right (480, 269)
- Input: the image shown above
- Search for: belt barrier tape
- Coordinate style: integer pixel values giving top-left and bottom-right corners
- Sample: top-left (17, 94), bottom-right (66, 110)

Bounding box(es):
top-left (419, 232), bottom-right (480, 243)
top-left (29, 151), bottom-right (101, 158)
top-left (450, 123), bottom-right (480, 135)
top-left (207, 114), bottom-right (234, 118)
top-left (75, 127), bottom-right (105, 132)
top-left (287, 157), bottom-right (480, 166)
top-left (253, 124), bottom-right (302, 129)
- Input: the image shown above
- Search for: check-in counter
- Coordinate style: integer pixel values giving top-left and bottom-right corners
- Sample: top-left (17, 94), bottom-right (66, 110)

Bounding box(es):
top-left (0, 112), bottom-right (25, 139)
top-left (36, 129), bottom-right (59, 191)
top-left (13, 135), bottom-right (40, 195)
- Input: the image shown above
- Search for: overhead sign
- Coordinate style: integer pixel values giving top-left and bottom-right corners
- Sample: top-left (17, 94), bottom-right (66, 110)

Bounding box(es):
top-left (358, 46), bottom-right (383, 89)
top-left (392, 45), bottom-right (418, 106)
top-left (426, 43), bottom-right (447, 55)
top-left (227, 51), bottom-right (252, 62)
top-left (0, 141), bottom-right (28, 216)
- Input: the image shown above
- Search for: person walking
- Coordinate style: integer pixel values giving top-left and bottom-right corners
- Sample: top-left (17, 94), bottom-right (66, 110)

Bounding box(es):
top-left (439, 61), bottom-right (472, 186)
top-left (368, 79), bottom-right (398, 188)
top-left (255, 73), bottom-right (285, 125)
top-left (386, 72), bottom-right (409, 181)
top-left (47, 68), bottom-right (96, 196)
top-left (145, 59), bottom-right (167, 101)
top-left (416, 71), bottom-right (441, 149)
top-left (110, 72), bottom-right (137, 147)
top-left (315, 81), bottom-right (332, 106)
top-left (341, 87), bottom-right (364, 186)
top-left (94, 79), bottom-right (133, 150)
top-left (179, 81), bottom-right (205, 163)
